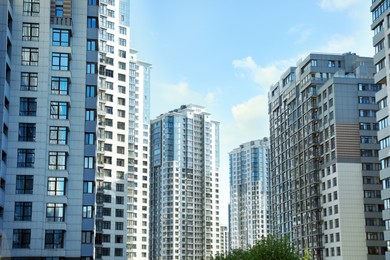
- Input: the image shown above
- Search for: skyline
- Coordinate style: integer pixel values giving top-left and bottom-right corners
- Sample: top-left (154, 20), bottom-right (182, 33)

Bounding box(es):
top-left (129, 0), bottom-right (374, 224)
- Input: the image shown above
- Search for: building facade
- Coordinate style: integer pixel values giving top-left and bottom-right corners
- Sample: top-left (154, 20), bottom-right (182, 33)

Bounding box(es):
top-left (269, 53), bottom-right (385, 259)
top-left (150, 104), bottom-right (220, 260)
top-left (229, 139), bottom-right (269, 250)
top-left (0, 0), bottom-right (150, 259)
top-left (219, 225), bottom-right (229, 256)
top-left (371, 2), bottom-right (390, 259)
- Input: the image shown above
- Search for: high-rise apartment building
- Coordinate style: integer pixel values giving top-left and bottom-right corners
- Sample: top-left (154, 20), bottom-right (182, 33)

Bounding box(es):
top-left (229, 139), bottom-right (269, 250)
top-left (219, 225), bottom-right (229, 256)
top-left (0, 0), bottom-right (150, 259)
top-left (371, 2), bottom-right (390, 259)
top-left (269, 53), bottom-right (385, 259)
top-left (150, 104), bottom-right (220, 260)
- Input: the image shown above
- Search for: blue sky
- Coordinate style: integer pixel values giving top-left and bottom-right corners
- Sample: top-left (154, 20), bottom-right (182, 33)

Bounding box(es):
top-left (130, 0), bottom-right (373, 224)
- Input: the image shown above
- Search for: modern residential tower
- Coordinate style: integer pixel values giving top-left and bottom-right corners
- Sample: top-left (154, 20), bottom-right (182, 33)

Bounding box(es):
top-left (371, 2), bottom-right (390, 259)
top-left (229, 139), bottom-right (270, 250)
top-left (149, 104), bottom-right (220, 260)
top-left (269, 53), bottom-right (385, 259)
top-left (0, 0), bottom-right (150, 259)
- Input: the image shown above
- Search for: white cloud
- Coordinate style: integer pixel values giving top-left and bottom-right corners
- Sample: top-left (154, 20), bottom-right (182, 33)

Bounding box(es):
top-left (317, 0), bottom-right (359, 11)
top-left (152, 81), bottom-right (221, 117)
top-left (230, 95), bottom-right (270, 141)
top-left (232, 57), bottom-right (286, 89)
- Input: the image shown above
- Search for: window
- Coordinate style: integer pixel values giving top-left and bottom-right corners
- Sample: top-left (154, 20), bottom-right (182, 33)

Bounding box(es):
top-left (16, 175), bottom-right (33, 194)
top-left (102, 247), bottom-right (110, 256)
top-left (52, 29), bottom-right (69, 46)
top-left (50, 102), bottom-right (68, 119)
top-left (118, 85), bottom-right (126, 94)
top-left (116, 209), bottom-right (124, 217)
top-left (22, 23), bottom-right (39, 41)
top-left (118, 50), bottom-right (126, 58)
top-left (119, 26), bottom-right (127, 35)
top-left (46, 203), bottom-right (64, 222)
top-left (51, 77), bottom-right (69, 95)
top-left (118, 73), bottom-right (126, 82)
top-left (47, 177), bottom-right (65, 196)
top-left (20, 97), bottom-right (37, 116)
top-left (87, 39), bottom-right (97, 51)
top-left (22, 47), bottom-right (39, 66)
top-left (115, 222), bottom-right (123, 230)
top-left (85, 109), bottom-right (96, 121)
top-left (48, 151), bottom-right (67, 170)
top-left (85, 133), bottom-right (95, 144)
top-left (87, 63), bottom-right (97, 74)
top-left (115, 248), bottom-right (123, 256)
top-left (116, 183), bottom-right (124, 192)
top-left (103, 221), bottom-right (111, 229)
top-left (84, 156), bottom-right (94, 169)
top-left (82, 231), bottom-right (93, 244)
top-left (87, 17), bottom-right (98, 28)
top-left (88, 0), bottom-right (98, 5)
top-left (49, 126), bottom-right (68, 144)
top-left (14, 202), bottom-right (32, 221)
top-left (23, 0), bottom-right (40, 16)
top-left (83, 181), bottom-right (94, 193)
top-left (118, 61), bottom-right (126, 70)
top-left (117, 122), bottom-right (125, 130)
top-left (21, 72), bottom-right (38, 91)
top-left (86, 85), bottom-right (96, 97)
top-left (82, 206), bottom-right (93, 218)
top-left (55, 5), bottom-right (63, 16)
top-left (45, 230), bottom-right (65, 248)
top-left (52, 53), bottom-right (69, 70)
top-left (17, 149), bottom-right (35, 168)
top-left (118, 38), bottom-right (126, 46)
top-left (118, 109), bottom-right (125, 118)
top-left (19, 123), bottom-right (36, 142)
top-left (13, 229), bottom-right (31, 248)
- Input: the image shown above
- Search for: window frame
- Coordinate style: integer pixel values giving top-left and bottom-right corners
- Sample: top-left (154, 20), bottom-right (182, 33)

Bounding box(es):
top-left (45, 230), bottom-right (65, 249)
top-left (16, 175), bottom-right (34, 194)
top-left (50, 101), bottom-right (69, 120)
top-left (19, 97), bottom-right (37, 116)
top-left (52, 29), bottom-right (70, 46)
top-left (52, 53), bottom-right (70, 71)
top-left (21, 72), bottom-right (38, 91)
top-left (48, 151), bottom-right (67, 170)
top-left (51, 77), bottom-right (69, 95)
top-left (18, 123), bottom-right (36, 142)
top-left (13, 229), bottom-right (31, 248)
top-left (17, 149), bottom-right (35, 168)
top-left (21, 47), bottom-right (39, 66)
top-left (49, 126), bottom-right (68, 144)
top-left (23, 0), bottom-right (40, 16)
top-left (22, 23), bottom-right (39, 41)
top-left (47, 177), bottom-right (66, 196)
top-left (14, 202), bottom-right (32, 221)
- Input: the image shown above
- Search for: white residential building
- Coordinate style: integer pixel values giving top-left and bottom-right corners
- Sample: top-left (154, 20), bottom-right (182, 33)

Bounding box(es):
top-left (229, 139), bottom-right (269, 250)
top-left (149, 104), bottom-right (220, 260)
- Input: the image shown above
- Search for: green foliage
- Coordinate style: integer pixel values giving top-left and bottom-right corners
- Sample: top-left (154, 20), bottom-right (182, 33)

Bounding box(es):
top-left (302, 247), bottom-right (312, 260)
top-left (213, 235), bottom-right (300, 260)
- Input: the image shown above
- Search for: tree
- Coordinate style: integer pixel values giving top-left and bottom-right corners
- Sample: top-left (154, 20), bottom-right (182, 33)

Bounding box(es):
top-left (213, 235), bottom-right (300, 260)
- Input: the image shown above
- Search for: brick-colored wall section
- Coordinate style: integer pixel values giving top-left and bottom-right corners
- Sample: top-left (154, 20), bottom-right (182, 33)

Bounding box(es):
top-left (335, 124), bottom-right (360, 158)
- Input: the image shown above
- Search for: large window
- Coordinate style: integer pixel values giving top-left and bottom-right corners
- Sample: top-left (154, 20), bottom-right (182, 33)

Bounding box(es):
top-left (21, 72), bottom-right (38, 91)
top-left (23, 0), bottom-right (40, 16)
top-left (17, 149), bottom-right (35, 168)
top-left (45, 230), bottom-right (65, 248)
top-left (50, 102), bottom-right (68, 119)
top-left (83, 181), bottom-right (94, 193)
top-left (13, 229), bottom-right (31, 248)
top-left (22, 23), bottom-right (39, 41)
top-left (14, 202), bottom-right (32, 221)
top-left (16, 175), bottom-right (34, 194)
top-left (18, 123), bottom-right (36, 142)
top-left (85, 133), bottom-right (95, 144)
top-left (87, 63), bottom-right (97, 74)
top-left (49, 126), bottom-right (68, 145)
top-left (46, 203), bottom-right (64, 222)
top-left (22, 48), bottom-right (39, 66)
top-left (82, 231), bottom-right (93, 244)
top-left (84, 157), bottom-right (95, 169)
top-left (20, 98), bottom-right (37, 116)
top-left (87, 17), bottom-right (98, 28)
top-left (86, 85), bottom-right (96, 97)
top-left (82, 205), bottom-right (93, 218)
top-left (87, 40), bottom-right (97, 51)
top-left (85, 109), bottom-right (96, 121)
top-left (47, 177), bottom-right (66, 196)
top-left (52, 29), bottom-right (69, 46)
top-left (52, 53), bottom-right (69, 70)
top-left (48, 151), bottom-right (67, 170)
top-left (51, 77), bottom-right (69, 95)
